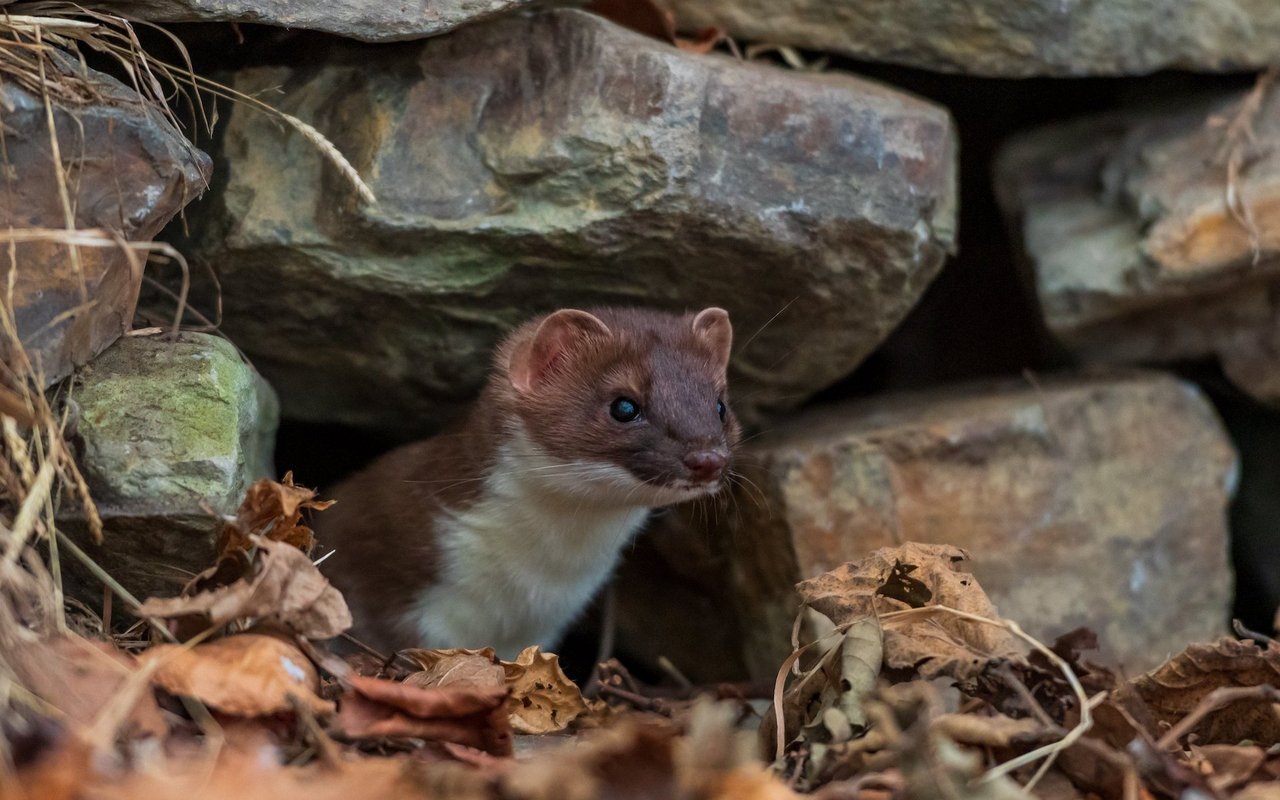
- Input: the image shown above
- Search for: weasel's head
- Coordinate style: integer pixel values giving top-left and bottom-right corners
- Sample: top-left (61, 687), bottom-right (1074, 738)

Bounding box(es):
top-left (502, 306), bottom-right (741, 507)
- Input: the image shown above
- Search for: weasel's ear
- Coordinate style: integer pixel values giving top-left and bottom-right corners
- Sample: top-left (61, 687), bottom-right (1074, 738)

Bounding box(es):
top-left (509, 309), bottom-right (611, 394)
top-left (692, 307), bottom-right (732, 371)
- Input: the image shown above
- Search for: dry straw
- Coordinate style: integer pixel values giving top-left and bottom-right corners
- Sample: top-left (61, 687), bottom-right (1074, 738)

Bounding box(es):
top-left (0, 2), bottom-right (377, 768)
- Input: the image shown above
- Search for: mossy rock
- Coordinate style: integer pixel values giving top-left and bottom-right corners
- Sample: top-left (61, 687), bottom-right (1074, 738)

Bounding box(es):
top-left (61, 333), bottom-right (278, 604)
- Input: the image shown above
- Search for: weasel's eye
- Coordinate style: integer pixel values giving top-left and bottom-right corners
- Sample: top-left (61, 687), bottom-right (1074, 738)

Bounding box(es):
top-left (717, 400), bottom-right (727, 422)
top-left (610, 397), bottom-right (641, 423)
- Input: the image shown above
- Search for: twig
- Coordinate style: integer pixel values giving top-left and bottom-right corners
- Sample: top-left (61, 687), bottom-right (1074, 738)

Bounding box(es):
top-left (1232, 618), bottom-right (1275, 646)
top-left (598, 683), bottom-right (670, 716)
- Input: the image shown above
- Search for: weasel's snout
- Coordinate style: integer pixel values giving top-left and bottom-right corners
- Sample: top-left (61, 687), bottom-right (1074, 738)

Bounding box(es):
top-left (683, 449), bottom-right (728, 483)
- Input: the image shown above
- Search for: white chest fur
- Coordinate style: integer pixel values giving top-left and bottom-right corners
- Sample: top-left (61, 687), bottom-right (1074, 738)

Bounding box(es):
top-left (409, 428), bottom-right (654, 659)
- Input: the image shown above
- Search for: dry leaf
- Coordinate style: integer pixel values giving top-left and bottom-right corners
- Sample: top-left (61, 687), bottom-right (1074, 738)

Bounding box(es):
top-left (139, 539), bottom-right (352, 639)
top-left (139, 634), bottom-right (333, 718)
top-left (331, 673), bottom-right (513, 755)
top-left (218, 471), bottom-right (335, 556)
top-left (401, 647), bottom-right (506, 691)
top-left (503, 646), bottom-right (590, 735)
top-left (868, 683), bottom-right (1028, 800)
top-left (798, 543), bottom-right (1021, 681)
top-left (6, 634), bottom-right (166, 741)
top-left (765, 610), bottom-right (883, 756)
top-left (1128, 637), bottom-right (1280, 744)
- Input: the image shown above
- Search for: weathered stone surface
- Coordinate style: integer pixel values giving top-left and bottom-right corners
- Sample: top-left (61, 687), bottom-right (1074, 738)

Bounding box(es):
top-left (620, 372), bottom-right (1236, 680)
top-left (0, 57), bottom-right (210, 386)
top-left (657, 0), bottom-right (1280, 77)
top-left (63, 333), bottom-right (278, 602)
top-left (996, 88), bottom-right (1280, 407)
top-left (97, 0), bottom-right (534, 41)
top-left (184, 9), bottom-right (956, 434)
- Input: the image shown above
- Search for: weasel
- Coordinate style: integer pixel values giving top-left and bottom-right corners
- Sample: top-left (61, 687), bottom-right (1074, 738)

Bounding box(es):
top-left (316, 307), bottom-right (740, 658)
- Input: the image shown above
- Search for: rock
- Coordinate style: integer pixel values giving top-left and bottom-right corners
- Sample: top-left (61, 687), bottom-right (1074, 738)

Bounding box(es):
top-left (995, 87), bottom-right (1280, 407)
top-left (96, 0), bottom-right (534, 41)
top-left (62, 333), bottom-right (278, 603)
top-left (0, 55), bottom-right (210, 386)
top-left (182, 9), bottom-right (957, 434)
top-left (656, 0), bottom-right (1280, 77)
top-left (619, 372), bottom-right (1236, 680)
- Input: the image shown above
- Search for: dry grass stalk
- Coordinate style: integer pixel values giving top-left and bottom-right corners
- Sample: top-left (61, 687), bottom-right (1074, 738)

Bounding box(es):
top-left (1209, 66), bottom-right (1280, 265)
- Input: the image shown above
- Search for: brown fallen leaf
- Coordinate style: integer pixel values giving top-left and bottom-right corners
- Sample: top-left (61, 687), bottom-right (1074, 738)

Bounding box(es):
top-left (5, 634), bottom-right (167, 741)
top-left (503, 646), bottom-right (590, 735)
top-left (1127, 637), bottom-right (1280, 745)
top-left (217, 471), bottom-right (334, 557)
top-left (138, 538), bottom-right (352, 640)
top-left (330, 673), bottom-right (513, 755)
top-left (139, 634), bottom-right (334, 718)
top-left (401, 647), bottom-right (506, 691)
top-left (798, 543), bottom-right (1022, 682)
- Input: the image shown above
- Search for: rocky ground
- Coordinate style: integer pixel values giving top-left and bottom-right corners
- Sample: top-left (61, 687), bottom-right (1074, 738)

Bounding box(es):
top-left (2, 1), bottom-right (1280, 799)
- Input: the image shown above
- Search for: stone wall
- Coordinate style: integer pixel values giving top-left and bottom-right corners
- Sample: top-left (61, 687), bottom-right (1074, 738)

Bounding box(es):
top-left (4, 0), bottom-right (1278, 685)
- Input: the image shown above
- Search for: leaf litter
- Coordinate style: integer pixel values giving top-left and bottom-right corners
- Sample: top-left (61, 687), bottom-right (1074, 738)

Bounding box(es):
top-left (5, 465), bottom-right (1280, 799)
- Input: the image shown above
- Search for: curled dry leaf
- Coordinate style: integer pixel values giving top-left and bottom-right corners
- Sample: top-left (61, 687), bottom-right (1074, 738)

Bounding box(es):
top-left (798, 543), bottom-right (1022, 682)
top-left (331, 673), bottom-right (513, 755)
top-left (218, 471), bottom-right (335, 556)
top-left (139, 633), bottom-right (334, 717)
top-left (401, 647), bottom-right (506, 691)
top-left (1127, 637), bottom-right (1280, 745)
top-left (503, 646), bottom-right (590, 735)
top-left (138, 539), bottom-right (352, 640)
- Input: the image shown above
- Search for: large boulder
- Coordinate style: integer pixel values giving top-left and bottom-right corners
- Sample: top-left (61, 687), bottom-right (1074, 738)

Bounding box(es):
top-left (0, 55), bottom-right (209, 386)
top-left (182, 9), bottom-right (957, 435)
top-left (995, 86), bottom-right (1280, 407)
top-left (616, 372), bottom-right (1236, 681)
top-left (656, 0), bottom-right (1280, 77)
top-left (96, 0), bottom-right (535, 41)
top-left (62, 333), bottom-right (278, 603)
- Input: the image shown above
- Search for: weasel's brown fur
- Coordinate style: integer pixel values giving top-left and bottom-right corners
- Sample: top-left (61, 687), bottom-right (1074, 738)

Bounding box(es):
top-left (316, 307), bottom-right (740, 656)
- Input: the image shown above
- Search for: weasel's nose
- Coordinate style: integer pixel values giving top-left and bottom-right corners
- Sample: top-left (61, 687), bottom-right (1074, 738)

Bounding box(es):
top-left (684, 449), bottom-right (728, 482)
